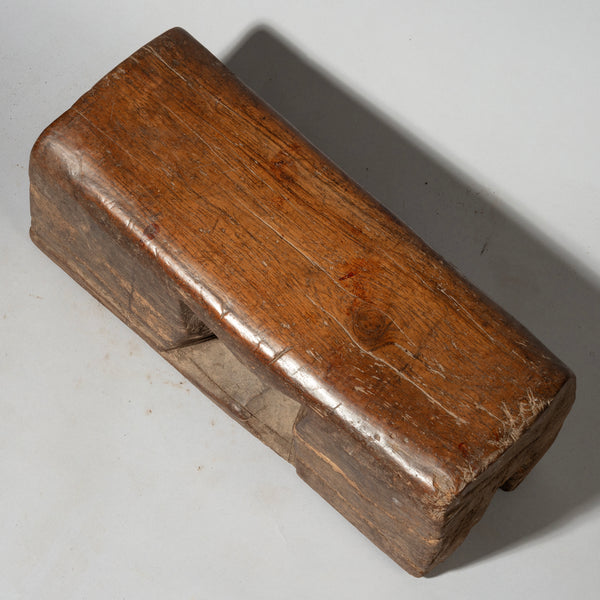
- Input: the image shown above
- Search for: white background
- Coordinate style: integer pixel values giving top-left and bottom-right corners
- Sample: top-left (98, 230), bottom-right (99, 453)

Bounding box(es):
top-left (2, 1), bottom-right (599, 598)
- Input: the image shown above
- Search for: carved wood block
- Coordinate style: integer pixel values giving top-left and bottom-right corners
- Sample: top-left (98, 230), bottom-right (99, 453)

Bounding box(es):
top-left (29, 28), bottom-right (575, 576)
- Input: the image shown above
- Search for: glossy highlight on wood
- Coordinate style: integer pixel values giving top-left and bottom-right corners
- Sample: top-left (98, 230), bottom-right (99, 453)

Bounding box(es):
top-left (29, 27), bottom-right (575, 576)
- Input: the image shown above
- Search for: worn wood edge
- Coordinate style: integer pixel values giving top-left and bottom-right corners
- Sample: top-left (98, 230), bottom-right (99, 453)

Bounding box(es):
top-left (292, 375), bottom-right (575, 577)
top-left (428, 374), bottom-right (576, 572)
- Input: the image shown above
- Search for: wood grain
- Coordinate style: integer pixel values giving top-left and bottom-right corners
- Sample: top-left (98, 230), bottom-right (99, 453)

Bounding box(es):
top-left (29, 27), bottom-right (575, 576)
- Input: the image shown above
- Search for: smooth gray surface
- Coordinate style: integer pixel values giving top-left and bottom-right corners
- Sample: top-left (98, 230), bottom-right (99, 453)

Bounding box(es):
top-left (2, 2), bottom-right (599, 598)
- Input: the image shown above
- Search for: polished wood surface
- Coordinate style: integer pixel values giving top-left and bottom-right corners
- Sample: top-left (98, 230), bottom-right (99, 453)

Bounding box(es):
top-left (29, 28), bottom-right (575, 576)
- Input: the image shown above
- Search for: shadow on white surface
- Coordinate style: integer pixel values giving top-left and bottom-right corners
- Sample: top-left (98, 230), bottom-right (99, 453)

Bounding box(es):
top-left (224, 25), bottom-right (600, 575)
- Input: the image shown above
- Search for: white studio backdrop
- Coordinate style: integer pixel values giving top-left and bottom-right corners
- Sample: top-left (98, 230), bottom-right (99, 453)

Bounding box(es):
top-left (2, 2), bottom-right (599, 598)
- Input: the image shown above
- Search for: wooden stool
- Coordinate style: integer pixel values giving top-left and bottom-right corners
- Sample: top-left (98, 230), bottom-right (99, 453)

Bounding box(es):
top-left (29, 28), bottom-right (575, 576)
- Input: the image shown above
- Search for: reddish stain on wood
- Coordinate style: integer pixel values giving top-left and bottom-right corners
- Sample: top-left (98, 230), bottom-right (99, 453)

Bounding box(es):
top-left (338, 271), bottom-right (356, 281)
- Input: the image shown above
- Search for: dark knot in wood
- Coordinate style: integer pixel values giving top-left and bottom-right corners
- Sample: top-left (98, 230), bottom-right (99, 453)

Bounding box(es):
top-left (351, 302), bottom-right (393, 350)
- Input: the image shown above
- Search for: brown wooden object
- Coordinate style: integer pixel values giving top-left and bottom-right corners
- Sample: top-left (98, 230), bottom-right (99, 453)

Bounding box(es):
top-left (29, 28), bottom-right (575, 576)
